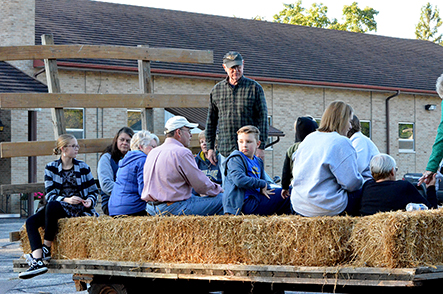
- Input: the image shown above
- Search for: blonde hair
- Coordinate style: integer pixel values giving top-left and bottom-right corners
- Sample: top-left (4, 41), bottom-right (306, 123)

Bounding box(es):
top-left (130, 130), bottom-right (155, 151)
top-left (53, 134), bottom-right (76, 155)
top-left (198, 131), bottom-right (206, 141)
top-left (237, 125), bottom-right (260, 141)
top-left (318, 101), bottom-right (353, 135)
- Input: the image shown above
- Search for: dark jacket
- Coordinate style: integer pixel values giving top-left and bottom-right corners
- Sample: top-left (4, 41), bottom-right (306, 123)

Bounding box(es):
top-left (223, 150), bottom-right (267, 215)
top-left (194, 150), bottom-right (222, 184)
top-left (108, 150), bottom-right (147, 216)
top-left (359, 179), bottom-right (438, 216)
top-left (281, 117), bottom-right (318, 189)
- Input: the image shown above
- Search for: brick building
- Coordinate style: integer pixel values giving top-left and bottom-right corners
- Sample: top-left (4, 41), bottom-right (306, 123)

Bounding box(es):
top-left (1, 0), bottom-right (443, 202)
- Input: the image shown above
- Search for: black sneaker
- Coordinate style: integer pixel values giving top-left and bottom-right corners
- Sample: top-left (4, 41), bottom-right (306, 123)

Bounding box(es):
top-left (42, 245), bottom-right (51, 261)
top-left (18, 258), bottom-right (48, 279)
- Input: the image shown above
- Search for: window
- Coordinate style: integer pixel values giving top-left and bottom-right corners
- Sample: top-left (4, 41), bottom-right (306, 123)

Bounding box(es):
top-left (265, 115), bottom-right (274, 150)
top-left (64, 108), bottom-right (84, 139)
top-left (128, 109), bottom-right (142, 131)
top-left (360, 120), bottom-right (371, 138)
top-left (398, 123), bottom-right (414, 152)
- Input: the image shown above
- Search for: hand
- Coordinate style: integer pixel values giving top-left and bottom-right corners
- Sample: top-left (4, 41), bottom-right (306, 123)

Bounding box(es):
top-left (207, 149), bottom-right (218, 166)
top-left (63, 196), bottom-right (83, 205)
top-left (255, 148), bottom-right (265, 161)
top-left (281, 189), bottom-right (290, 199)
top-left (418, 171), bottom-right (434, 186)
top-left (82, 199), bottom-right (92, 208)
top-left (260, 186), bottom-right (275, 199)
top-left (426, 173), bottom-right (437, 188)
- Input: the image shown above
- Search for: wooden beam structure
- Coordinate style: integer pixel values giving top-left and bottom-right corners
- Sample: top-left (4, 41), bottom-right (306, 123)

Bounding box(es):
top-left (0, 136), bottom-right (201, 158)
top-left (0, 93), bottom-right (209, 109)
top-left (0, 45), bottom-right (213, 64)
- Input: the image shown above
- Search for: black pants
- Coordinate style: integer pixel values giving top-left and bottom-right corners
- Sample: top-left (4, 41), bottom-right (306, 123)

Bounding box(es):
top-left (26, 201), bottom-right (68, 252)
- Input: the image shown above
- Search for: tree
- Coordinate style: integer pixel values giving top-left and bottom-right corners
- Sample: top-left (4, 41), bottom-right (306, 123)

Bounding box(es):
top-left (415, 2), bottom-right (442, 44)
top-left (274, 1), bottom-right (378, 33)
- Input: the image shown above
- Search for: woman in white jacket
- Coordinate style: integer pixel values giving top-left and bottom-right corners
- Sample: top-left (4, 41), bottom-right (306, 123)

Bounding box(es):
top-left (291, 101), bottom-right (364, 217)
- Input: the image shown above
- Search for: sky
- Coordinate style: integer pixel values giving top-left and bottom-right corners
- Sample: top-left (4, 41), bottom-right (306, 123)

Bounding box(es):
top-left (94, 0), bottom-right (442, 40)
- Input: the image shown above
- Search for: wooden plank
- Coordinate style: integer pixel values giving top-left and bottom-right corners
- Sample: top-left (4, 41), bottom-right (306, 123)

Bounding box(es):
top-left (9, 231), bottom-right (21, 242)
top-left (1, 136), bottom-right (201, 158)
top-left (1, 183), bottom-right (45, 195)
top-left (0, 138), bottom-right (111, 158)
top-left (138, 45), bottom-right (154, 131)
top-left (0, 93), bottom-right (209, 109)
top-left (0, 45), bottom-right (213, 64)
top-left (12, 259), bottom-right (426, 288)
top-left (42, 34), bottom-right (66, 139)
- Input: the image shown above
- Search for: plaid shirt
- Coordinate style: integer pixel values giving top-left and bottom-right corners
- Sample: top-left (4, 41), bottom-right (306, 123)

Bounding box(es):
top-left (206, 76), bottom-right (268, 157)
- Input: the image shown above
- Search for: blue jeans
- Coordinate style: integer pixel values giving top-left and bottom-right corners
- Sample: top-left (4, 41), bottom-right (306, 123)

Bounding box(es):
top-left (242, 188), bottom-right (292, 215)
top-left (146, 193), bottom-right (224, 216)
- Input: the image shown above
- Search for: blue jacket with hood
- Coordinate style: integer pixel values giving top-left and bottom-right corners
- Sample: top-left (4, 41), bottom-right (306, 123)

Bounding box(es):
top-left (108, 150), bottom-right (146, 216)
top-left (223, 150), bottom-right (268, 215)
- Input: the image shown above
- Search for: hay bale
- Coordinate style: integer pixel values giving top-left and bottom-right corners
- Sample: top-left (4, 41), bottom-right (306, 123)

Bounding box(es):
top-left (350, 209), bottom-right (443, 268)
top-left (19, 214), bottom-right (355, 266)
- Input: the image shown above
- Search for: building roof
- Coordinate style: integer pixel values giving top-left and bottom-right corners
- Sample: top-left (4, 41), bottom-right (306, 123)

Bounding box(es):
top-left (0, 61), bottom-right (48, 93)
top-left (35, 0), bottom-right (443, 95)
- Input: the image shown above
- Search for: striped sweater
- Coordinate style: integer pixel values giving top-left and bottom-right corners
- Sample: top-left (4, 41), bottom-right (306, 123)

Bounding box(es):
top-left (44, 158), bottom-right (99, 217)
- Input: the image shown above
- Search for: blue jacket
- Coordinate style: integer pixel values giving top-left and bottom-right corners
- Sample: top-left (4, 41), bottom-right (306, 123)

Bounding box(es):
top-left (223, 150), bottom-right (268, 215)
top-left (108, 150), bottom-right (147, 216)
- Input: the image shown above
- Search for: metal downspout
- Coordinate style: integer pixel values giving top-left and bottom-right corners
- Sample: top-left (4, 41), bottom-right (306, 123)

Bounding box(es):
top-left (386, 90), bottom-right (400, 154)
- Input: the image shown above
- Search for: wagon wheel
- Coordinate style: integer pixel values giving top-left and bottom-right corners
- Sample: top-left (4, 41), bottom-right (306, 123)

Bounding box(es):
top-left (88, 283), bottom-right (129, 294)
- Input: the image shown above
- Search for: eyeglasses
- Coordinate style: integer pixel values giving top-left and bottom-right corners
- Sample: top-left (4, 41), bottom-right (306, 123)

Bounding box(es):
top-left (180, 127), bottom-right (192, 135)
top-left (66, 144), bottom-right (80, 149)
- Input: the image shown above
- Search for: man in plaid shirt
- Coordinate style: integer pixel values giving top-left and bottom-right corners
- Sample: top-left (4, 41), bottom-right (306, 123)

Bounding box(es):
top-left (205, 51), bottom-right (269, 178)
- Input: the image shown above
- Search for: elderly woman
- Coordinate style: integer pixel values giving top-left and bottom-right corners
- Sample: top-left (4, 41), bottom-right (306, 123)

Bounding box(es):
top-left (108, 130), bottom-right (159, 216)
top-left (360, 153), bottom-right (438, 216)
top-left (291, 101), bottom-right (363, 216)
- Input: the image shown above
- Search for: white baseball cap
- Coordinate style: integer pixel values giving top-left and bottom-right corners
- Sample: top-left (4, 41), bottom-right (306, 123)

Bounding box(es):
top-left (165, 116), bottom-right (198, 134)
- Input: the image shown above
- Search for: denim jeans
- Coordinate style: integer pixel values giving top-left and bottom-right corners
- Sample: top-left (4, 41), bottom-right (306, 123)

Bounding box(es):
top-left (242, 188), bottom-right (292, 215)
top-left (146, 193), bottom-right (224, 216)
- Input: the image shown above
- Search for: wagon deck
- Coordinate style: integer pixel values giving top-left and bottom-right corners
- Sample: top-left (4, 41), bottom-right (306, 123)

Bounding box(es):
top-left (13, 258), bottom-right (443, 293)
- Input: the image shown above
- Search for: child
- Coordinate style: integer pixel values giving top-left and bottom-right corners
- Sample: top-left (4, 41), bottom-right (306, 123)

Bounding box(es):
top-left (223, 125), bottom-right (291, 215)
top-left (194, 131), bottom-right (222, 185)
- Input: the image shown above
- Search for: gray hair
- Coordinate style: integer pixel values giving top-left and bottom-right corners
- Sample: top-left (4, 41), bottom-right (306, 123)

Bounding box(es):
top-left (370, 153), bottom-right (396, 181)
top-left (437, 73), bottom-right (443, 99)
top-left (130, 130), bottom-right (154, 151)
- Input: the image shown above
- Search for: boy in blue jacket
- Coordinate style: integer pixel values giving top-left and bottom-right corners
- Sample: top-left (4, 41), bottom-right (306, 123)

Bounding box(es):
top-left (223, 125), bottom-right (291, 215)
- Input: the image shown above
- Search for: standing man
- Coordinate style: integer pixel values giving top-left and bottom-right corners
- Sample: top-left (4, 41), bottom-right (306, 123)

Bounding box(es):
top-left (141, 116), bottom-right (223, 216)
top-left (205, 51), bottom-right (269, 174)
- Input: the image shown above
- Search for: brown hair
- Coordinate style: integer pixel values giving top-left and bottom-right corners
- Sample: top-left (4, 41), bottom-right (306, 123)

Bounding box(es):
top-left (237, 125), bottom-right (260, 141)
top-left (101, 127), bottom-right (134, 162)
top-left (347, 115), bottom-right (361, 138)
top-left (53, 134), bottom-right (76, 155)
top-left (318, 101), bottom-right (353, 135)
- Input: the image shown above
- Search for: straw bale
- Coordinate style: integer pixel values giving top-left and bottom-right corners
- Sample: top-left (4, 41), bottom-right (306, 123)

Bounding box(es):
top-left (350, 209), bottom-right (443, 268)
top-left (19, 214), bottom-right (355, 266)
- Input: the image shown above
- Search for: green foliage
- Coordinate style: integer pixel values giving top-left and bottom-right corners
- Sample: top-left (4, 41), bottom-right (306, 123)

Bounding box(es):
top-left (415, 2), bottom-right (442, 45)
top-left (273, 1), bottom-right (378, 33)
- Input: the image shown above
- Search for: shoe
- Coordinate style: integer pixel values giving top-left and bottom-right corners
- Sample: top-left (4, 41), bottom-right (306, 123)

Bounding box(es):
top-left (42, 245), bottom-right (52, 261)
top-left (19, 257), bottom-right (48, 279)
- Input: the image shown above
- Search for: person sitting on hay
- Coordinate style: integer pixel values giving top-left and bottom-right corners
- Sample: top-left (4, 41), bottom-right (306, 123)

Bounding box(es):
top-left (359, 153), bottom-right (438, 216)
top-left (223, 125), bottom-right (291, 215)
top-left (20, 134), bottom-right (99, 279)
top-left (108, 130), bottom-right (159, 217)
top-left (141, 116), bottom-right (224, 216)
top-left (291, 101), bottom-right (364, 217)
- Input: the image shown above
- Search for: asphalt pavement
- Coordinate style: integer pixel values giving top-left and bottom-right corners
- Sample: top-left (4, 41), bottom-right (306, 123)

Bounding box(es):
top-left (0, 217), bottom-right (86, 294)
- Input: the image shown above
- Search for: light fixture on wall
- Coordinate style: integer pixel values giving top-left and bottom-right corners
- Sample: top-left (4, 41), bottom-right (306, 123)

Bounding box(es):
top-left (425, 104), bottom-right (437, 111)
top-left (0, 119), bottom-right (4, 132)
